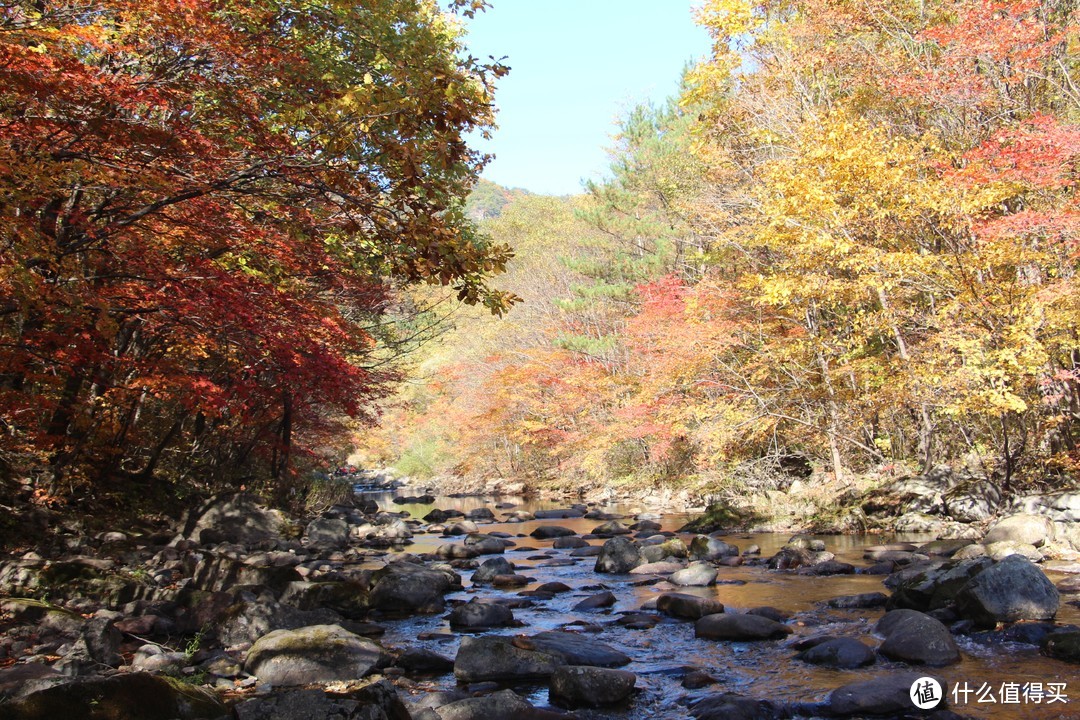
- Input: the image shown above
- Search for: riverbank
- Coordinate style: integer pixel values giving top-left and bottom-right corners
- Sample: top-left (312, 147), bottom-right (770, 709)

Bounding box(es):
top-left (1, 484), bottom-right (1079, 719)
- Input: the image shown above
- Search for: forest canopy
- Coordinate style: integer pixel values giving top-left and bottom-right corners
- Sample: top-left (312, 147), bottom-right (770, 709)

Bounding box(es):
top-left (360, 0), bottom-right (1080, 508)
top-left (0, 0), bottom-right (516, 512)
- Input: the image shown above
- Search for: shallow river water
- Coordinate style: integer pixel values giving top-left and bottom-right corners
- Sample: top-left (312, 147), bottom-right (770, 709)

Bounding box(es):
top-left (363, 490), bottom-right (1079, 720)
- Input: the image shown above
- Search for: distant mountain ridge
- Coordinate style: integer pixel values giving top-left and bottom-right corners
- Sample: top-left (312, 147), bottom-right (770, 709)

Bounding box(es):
top-left (466, 179), bottom-right (532, 221)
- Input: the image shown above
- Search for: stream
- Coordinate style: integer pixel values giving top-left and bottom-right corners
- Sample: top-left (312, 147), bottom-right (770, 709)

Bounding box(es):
top-left (362, 488), bottom-right (1079, 720)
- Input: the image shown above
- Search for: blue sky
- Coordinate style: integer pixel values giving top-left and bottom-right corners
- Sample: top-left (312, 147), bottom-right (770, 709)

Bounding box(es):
top-left (462, 1), bottom-right (712, 196)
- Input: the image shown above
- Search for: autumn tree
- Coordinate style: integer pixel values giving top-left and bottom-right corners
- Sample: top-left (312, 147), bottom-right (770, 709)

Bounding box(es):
top-left (0, 0), bottom-right (514, 512)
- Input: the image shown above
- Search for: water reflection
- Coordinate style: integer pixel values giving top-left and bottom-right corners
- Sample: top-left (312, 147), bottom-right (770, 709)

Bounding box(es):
top-left (361, 488), bottom-right (1080, 719)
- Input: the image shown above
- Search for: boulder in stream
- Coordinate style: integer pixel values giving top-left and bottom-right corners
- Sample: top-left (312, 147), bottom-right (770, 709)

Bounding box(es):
top-left (656, 592), bottom-right (725, 620)
top-left (526, 630), bottom-right (632, 667)
top-left (453, 636), bottom-right (564, 682)
top-left (695, 613), bottom-right (791, 641)
top-left (594, 536), bottom-right (642, 574)
top-left (471, 556), bottom-right (514, 585)
top-left (829, 672), bottom-right (948, 717)
top-left (0, 673), bottom-right (227, 720)
top-left (954, 554), bottom-right (1059, 626)
top-left (795, 637), bottom-right (876, 669)
top-left (244, 624), bottom-right (387, 686)
top-left (670, 562), bottom-right (718, 586)
top-left (549, 666), bottom-right (636, 708)
top-left (530, 525), bottom-right (576, 539)
top-left (876, 609), bottom-right (960, 666)
top-left (368, 561), bottom-right (459, 615)
top-left (448, 600), bottom-right (515, 629)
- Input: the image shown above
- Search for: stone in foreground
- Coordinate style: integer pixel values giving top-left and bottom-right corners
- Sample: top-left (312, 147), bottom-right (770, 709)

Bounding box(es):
top-left (954, 554), bottom-right (1059, 626)
top-left (1, 673), bottom-right (226, 720)
top-left (244, 624), bottom-right (386, 686)
top-left (695, 613), bottom-right (791, 641)
top-left (656, 592), bottom-right (725, 620)
top-left (876, 610), bottom-right (960, 666)
top-left (526, 630), bottom-right (632, 667)
top-left (795, 637), bottom-right (876, 668)
top-left (829, 672), bottom-right (948, 716)
top-left (453, 636), bottom-right (564, 683)
top-left (549, 666), bottom-right (636, 708)
top-left (689, 692), bottom-right (782, 720)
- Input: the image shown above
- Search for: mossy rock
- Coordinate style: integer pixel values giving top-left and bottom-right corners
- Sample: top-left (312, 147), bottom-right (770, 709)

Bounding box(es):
top-left (0, 672), bottom-right (226, 719)
top-left (679, 503), bottom-right (761, 534)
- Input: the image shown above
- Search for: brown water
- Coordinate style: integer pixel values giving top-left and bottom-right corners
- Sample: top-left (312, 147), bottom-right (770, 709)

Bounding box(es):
top-left (365, 490), bottom-right (1080, 720)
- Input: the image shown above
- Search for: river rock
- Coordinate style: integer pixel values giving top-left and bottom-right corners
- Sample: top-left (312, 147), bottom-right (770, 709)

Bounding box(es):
top-left (464, 536), bottom-right (507, 555)
top-left (552, 536), bottom-right (589, 549)
top-left (943, 478), bottom-right (1001, 522)
top-left (279, 579), bottom-right (370, 619)
top-left (131, 645), bottom-right (187, 673)
top-left (595, 536), bottom-right (642, 574)
top-left (234, 681), bottom-right (409, 720)
top-left (829, 672), bottom-right (948, 716)
top-left (797, 559), bottom-right (855, 576)
top-left (0, 673), bottom-right (227, 720)
top-left (955, 554), bottom-right (1059, 626)
top-left (591, 520), bottom-right (632, 536)
top-left (795, 637), bottom-right (876, 668)
top-left (952, 543), bottom-right (988, 560)
top-left (536, 582), bottom-right (572, 594)
top-left (894, 511), bottom-right (948, 535)
top-left (696, 613), bottom-right (791, 641)
top-left (876, 610), bottom-right (960, 666)
top-left (526, 630), bottom-right (631, 667)
top-left (631, 520), bottom-right (662, 532)
top-left (369, 561), bottom-right (459, 615)
top-left (659, 537), bottom-right (690, 558)
top-left (984, 513), bottom-right (1056, 547)
top-left (887, 557), bottom-right (993, 612)
top-left (449, 600), bottom-right (515, 629)
top-left (397, 647), bottom-right (455, 675)
top-left (453, 636), bottom-right (564, 682)
top-left (656, 593), bottom-right (725, 620)
top-left (466, 507), bottom-right (495, 521)
top-left (631, 560), bottom-right (685, 575)
top-left (530, 525), bottom-right (576, 539)
top-left (471, 556), bottom-right (514, 584)
top-left (1, 598), bottom-right (83, 635)
top-left (305, 517), bottom-right (349, 548)
top-left (67, 615), bottom-right (123, 669)
top-left (918, 539), bottom-right (973, 557)
top-left (985, 540), bottom-right (1041, 562)
top-left (689, 536), bottom-right (739, 561)
top-left (573, 591), bottom-right (616, 611)
top-left (444, 521), bottom-right (479, 536)
top-left (1058, 575), bottom-right (1080, 594)
top-left (428, 689), bottom-right (562, 720)
top-left (1043, 630), bottom-right (1080, 663)
top-left (689, 692), bottom-right (782, 720)
top-left (244, 624), bottom-right (386, 685)
top-left (181, 492), bottom-right (286, 546)
top-left (549, 666), bottom-right (636, 707)
top-left (670, 562), bottom-right (718, 586)
top-left (424, 509), bottom-right (450, 523)
top-left (1010, 491), bottom-right (1080, 523)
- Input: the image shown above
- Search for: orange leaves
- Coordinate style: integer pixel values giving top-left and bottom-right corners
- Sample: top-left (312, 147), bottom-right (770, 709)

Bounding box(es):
top-left (952, 115), bottom-right (1080, 191)
top-left (0, 0), bottom-right (510, 494)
